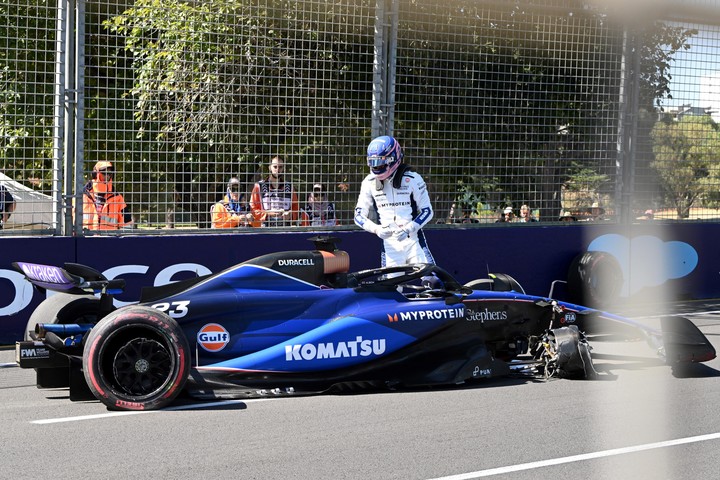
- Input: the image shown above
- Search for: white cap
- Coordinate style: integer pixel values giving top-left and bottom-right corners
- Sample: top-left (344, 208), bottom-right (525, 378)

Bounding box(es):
top-left (503, 207), bottom-right (513, 214)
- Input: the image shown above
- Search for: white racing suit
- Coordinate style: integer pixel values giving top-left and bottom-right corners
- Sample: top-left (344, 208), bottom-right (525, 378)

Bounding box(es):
top-left (354, 166), bottom-right (434, 267)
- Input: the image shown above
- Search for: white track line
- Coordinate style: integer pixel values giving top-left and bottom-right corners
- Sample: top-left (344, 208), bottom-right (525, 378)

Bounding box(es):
top-left (429, 432), bottom-right (720, 479)
top-left (31, 398), bottom-right (270, 424)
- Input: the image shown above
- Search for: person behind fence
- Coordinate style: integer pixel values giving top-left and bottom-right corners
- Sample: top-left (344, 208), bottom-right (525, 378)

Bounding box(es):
top-left (211, 176), bottom-right (255, 228)
top-left (300, 183), bottom-right (338, 227)
top-left (518, 204), bottom-right (537, 222)
top-left (0, 181), bottom-right (16, 229)
top-left (501, 206), bottom-right (515, 222)
top-left (82, 161), bottom-right (133, 230)
top-left (250, 156), bottom-right (299, 227)
top-left (354, 135), bottom-right (434, 267)
top-left (586, 202), bottom-right (606, 221)
top-left (558, 210), bottom-right (577, 222)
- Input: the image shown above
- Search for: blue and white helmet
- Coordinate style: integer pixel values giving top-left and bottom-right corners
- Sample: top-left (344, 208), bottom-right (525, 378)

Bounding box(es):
top-left (367, 135), bottom-right (403, 181)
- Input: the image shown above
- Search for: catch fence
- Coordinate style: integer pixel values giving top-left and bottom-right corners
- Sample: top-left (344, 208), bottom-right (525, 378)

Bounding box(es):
top-left (3, 0), bottom-right (720, 234)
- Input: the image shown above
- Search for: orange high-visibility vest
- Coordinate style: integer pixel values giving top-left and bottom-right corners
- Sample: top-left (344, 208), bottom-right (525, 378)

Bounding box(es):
top-left (82, 189), bottom-right (131, 230)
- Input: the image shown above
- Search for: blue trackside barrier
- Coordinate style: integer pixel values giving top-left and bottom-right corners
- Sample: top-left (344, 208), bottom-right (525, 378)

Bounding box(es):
top-left (1, 223), bottom-right (718, 344)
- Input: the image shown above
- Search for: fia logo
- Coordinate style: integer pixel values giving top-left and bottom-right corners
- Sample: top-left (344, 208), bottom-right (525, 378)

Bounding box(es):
top-left (562, 312), bottom-right (577, 324)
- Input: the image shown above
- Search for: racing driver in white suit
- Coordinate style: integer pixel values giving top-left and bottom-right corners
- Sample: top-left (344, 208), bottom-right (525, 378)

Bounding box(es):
top-left (354, 135), bottom-right (434, 267)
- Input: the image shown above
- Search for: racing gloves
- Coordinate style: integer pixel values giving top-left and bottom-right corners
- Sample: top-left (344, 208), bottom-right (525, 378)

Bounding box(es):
top-left (394, 222), bottom-right (418, 241)
top-left (371, 222), bottom-right (418, 241)
top-left (374, 224), bottom-right (394, 240)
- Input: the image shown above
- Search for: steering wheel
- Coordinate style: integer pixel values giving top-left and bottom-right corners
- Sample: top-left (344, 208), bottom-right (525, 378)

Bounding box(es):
top-left (351, 263), bottom-right (437, 288)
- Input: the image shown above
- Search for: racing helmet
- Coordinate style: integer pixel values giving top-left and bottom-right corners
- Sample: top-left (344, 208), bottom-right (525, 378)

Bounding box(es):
top-left (367, 136), bottom-right (403, 181)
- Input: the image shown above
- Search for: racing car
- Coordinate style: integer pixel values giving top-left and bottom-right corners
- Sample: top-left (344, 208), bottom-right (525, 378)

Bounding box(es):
top-left (13, 237), bottom-right (716, 411)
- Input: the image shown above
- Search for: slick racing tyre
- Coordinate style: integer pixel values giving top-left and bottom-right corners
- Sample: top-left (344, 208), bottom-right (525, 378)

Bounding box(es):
top-left (83, 306), bottom-right (190, 411)
top-left (25, 293), bottom-right (106, 388)
top-left (567, 251), bottom-right (622, 308)
top-left (24, 293), bottom-right (102, 341)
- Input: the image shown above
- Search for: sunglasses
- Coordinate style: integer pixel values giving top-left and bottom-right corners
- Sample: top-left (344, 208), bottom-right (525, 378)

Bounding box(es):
top-left (94, 170), bottom-right (113, 182)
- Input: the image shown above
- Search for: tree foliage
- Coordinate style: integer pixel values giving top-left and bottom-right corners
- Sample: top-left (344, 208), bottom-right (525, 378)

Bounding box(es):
top-left (650, 115), bottom-right (720, 218)
top-left (0, 0), bottom-right (701, 226)
top-left (394, 1), bottom-right (694, 220)
top-left (100, 0), bottom-right (374, 223)
top-left (0, 1), bottom-right (57, 189)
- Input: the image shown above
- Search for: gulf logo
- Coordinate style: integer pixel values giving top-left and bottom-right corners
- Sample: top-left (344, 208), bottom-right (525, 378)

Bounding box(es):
top-left (197, 323), bottom-right (230, 352)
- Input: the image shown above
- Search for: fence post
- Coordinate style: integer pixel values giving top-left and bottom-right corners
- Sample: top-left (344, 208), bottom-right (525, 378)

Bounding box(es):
top-left (617, 28), bottom-right (641, 225)
top-left (61, 0), bottom-right (77, 236)
top-left (371, 0), bottom-right (397, 138)
top-left (52, 0), bottom-right (68, 236)
top-left (74, 0), bottom-right (86, 237)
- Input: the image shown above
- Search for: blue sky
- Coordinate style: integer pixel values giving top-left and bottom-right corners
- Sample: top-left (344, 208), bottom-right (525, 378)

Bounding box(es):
top-left (662, 24), bottom-right (720, 110)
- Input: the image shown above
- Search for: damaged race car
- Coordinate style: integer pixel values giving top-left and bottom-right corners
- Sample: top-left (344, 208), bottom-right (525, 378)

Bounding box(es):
top-left (13, 237), bottom-right (716, 411)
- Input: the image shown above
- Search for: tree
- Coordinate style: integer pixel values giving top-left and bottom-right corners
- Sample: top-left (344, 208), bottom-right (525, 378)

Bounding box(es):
top-left (394, 1), bottom-right (695, 221)
top-left (650, 115), bottom-right (720, 219)
top-left (102, 0), bottom-right (373, 225)
top-left (1, 0), bottom-right (700, 227)
top-left (0, 2), bottom-right (57, 190)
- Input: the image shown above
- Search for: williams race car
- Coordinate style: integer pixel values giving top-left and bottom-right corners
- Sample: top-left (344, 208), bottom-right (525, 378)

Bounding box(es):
top-left (13, 237), bottom-right (716, 411)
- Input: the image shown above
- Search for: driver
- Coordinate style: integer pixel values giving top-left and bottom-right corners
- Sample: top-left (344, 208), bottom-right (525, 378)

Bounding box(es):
top-left (354, 135), bottom-right (434, 267)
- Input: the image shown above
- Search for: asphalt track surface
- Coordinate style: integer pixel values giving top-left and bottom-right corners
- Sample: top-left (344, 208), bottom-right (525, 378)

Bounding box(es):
top-left (2, 300), bottom-right (720, 480)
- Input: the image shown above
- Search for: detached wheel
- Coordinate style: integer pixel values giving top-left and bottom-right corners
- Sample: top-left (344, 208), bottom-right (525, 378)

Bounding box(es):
top-left (567, 251), bottom-right (622, 308)
top-left (83, 306), bottom-right (190, 411)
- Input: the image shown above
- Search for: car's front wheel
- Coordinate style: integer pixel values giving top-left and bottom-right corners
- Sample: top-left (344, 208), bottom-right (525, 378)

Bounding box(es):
top-left (82, 306), bottom-right (190, 411)
top-left (538, 325), bottom-right (598, 380)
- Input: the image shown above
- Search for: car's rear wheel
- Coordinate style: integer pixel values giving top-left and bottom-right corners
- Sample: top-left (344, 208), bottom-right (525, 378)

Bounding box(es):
top-left (24, 293), bottom-right (102, 341)
top-left (83, 306), bottom-right (190, 411)
top-left (24, 294), bottom-right (105, 389)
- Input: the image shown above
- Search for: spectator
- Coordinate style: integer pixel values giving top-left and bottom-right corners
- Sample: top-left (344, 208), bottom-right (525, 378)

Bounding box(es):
top-left (586, 202), bottom-right (606, 221)
top-left (518, 204), bottom-right (537, 222)
top-left (642, 209), bottom-right (654, 221)
top-left (0, 181), bottom-right (16, 229)
top-left (300, 183), bottom-right (338, 227)
top-left (211, 177), bottom-right (256, 228)
top-left (82, 161), bottom-right (133, 230)
top-left (250, 156), bottom-right (300, 227)
top-left (502, 206), bottom-right (516, 223)
top-left (558, 211), bottom-right (577, 222)
top-left (354, 135), bottom-right (434, 267)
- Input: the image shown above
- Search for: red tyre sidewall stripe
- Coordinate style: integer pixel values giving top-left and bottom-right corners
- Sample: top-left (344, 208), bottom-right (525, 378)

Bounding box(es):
top-left (85, 333), bottom-right (107, 398)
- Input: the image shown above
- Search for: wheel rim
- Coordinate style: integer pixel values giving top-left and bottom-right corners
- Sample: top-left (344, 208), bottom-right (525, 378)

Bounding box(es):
top-left (112, 337), bottom-right (172, 396)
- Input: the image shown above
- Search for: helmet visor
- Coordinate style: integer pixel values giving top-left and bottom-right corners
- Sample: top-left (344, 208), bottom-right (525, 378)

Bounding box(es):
top-left (368, 156), bottom-right (390, 175)
top-left (367, 155), bottom-right (391, 168)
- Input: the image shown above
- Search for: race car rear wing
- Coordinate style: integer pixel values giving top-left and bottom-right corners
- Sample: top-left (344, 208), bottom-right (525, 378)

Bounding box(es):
top-left (12, 261), bottom-right (125, 295)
